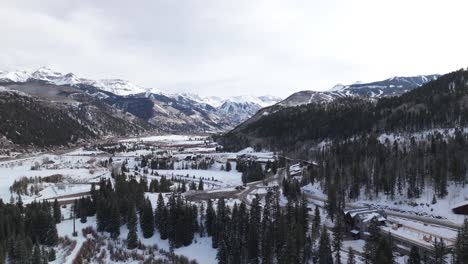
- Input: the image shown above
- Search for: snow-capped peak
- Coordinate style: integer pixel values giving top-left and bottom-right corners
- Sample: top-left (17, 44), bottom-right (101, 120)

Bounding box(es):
top-left (181, 94), bottom-right (281, 108)
top-left (329, 83), bottom-right (346, 92)
top-left (0, 69), bottom-right (31, 83)
top-left (0, 66), bottom-right (162, 96)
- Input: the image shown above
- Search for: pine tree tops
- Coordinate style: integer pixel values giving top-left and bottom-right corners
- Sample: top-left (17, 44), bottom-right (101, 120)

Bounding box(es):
top-left (318, 225), bottom-right (333, 264)
top-left (408, 246), bottom-right (421, 264)
top-left (127, 204), bottom-right (138, 249)
top-left (432, 238), bottom-right (448, 264)
top-left (454, 219), bottom-right (468, 264)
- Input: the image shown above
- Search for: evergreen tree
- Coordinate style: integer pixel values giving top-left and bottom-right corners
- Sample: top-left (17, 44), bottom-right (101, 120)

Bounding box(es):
top-left (155, 193), bottom-right (165, 231)
top-left (432, 238), bottom-right (448, 264)
top-left (408, 246), bottom-right (421, 264)
top-left (454, 219), bottom-right (468, 264)
top-left (80, 202), bottom-right (87, 224)
top-left (347, 247), bottom-right (356, 264)
top-left (127, 205), bottom-right (138, 249)
top-left (225, 161), bottom-right (232, 172)
top-left (318, 225), bottom-right (333, 264)
top-left (140, 198), bottom-right (154, 238)
top-left (127, 229), bottom-right (138, 250)
top-left (375, 237), bottom-right (393, 264)
top-left (326, 183), bottom-right (337, 222)
top-left (333, 215), bottom-right (344, 264)
top-left (107, 198), bottom-right (121, 239)
top-left (248, 196), bottom-right (261, 264)
top-left (198, 178), bottom-right (204, 191)
top-left (32, 244), bottom-right (42, 264)
top-left (206, 199), bottom-right (217, 247)
top-left (363, 219), bottom-right (380, 264)
top-left (48, 248), bottom-right (56, 262)
top-left (53, 199), bottom-right (61, 224)
top-left (216, 237), bottom-right (229, 264)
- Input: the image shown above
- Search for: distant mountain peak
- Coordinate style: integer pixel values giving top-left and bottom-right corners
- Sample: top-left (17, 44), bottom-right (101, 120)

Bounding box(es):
top-left (329, 83), bottom-right (345, 92)
top-left (0, 66), bottom-right (283, 127)
top-left (279, 74), bottom-right (440, 107)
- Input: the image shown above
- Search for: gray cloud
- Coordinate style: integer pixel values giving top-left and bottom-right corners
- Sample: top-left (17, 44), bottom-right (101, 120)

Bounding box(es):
top-left (1, 0), bottom-right (468, 97)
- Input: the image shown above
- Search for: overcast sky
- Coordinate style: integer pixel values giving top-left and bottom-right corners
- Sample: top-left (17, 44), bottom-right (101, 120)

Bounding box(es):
top-left (1, 0), bottom-right (468, 97)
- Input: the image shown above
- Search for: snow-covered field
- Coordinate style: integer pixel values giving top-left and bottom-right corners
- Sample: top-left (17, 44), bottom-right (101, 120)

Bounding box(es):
top-left (0, 154), bottom-right (109, 203)
top-left (119, 135), bottom-right (208, 145)
top-left (354, 183), bottom-right (468, 224)
top-left (0, 134), bottom-right (274, 263)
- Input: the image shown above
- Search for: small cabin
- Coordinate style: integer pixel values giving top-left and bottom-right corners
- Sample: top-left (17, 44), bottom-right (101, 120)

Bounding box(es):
top-left (344, 207), bottom-right (387, 238)
top-left (452, 200), bottom-right (468, 215)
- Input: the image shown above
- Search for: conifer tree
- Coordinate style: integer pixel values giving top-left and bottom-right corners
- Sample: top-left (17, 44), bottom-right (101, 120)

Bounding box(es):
top-left (198, 178), bottom-right (204, 191)
top-left (107, 198), bottom-right (121, 239)
top-left (408, 246), bottom-right (421, 264)
top-left (216, 237), bottom-right (229, 264)
top-left (249, 196), bottom-right (262, 263)
top-left (375, 237), bottom-right (393, 264)
top-left (155, 193), bottom-right (164, 231)
top-left (454, 219), bottom-right (468, 264)
top-left (347, 247), bottom-right (356, 264)
top-left (333, 214), bottom-right (344, 264)
top-left (48, 248), bottom-right (56, 262)
top-left (140, 198), bottom-right (154, 238)
top-left (318, 225), bottom-right (333, 264)
top-left (32, 244), bottom-right (42, 264)
top-left (363, 219), bottom-right (381, 264)
top-left (53, 199), bottom-right (61, 224)
top-left (432, 238), bottom-right (448, 264)
top-left (127, 205), bottom-right (138, 249)
top-left (206, 199), bottom-right (217, 247)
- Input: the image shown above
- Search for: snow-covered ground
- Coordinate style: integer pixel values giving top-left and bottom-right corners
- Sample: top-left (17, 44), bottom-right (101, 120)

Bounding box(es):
top-left (155, 168), bottom-right (242, 187)
top-left (353, 183), bottom-right (468, 224)
top-left (0, 153), bottom-right (110, 203)
top-left (378, 128), bottom-right (468, 144)
top-left (119, 135), bottom-right (208, 145)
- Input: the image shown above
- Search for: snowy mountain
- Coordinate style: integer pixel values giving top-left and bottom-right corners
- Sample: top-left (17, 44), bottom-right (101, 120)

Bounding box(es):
top-left (179, 94), bottom-right (281, 123)
top-left (0, 66), bottom-right (161, 96)
top-left (279, 74), bottom-right (440, 107)
top-left (0, 67), bottom-right (281, 135)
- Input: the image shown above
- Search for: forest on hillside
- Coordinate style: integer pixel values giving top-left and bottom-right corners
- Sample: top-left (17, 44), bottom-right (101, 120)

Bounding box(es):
top-left (220, 69), bottom-right (468, 155)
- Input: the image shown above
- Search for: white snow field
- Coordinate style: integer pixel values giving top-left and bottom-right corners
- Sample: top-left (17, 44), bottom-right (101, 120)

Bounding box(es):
top-left (0, 154), bottom-right (110, 203)
top-left (119, 135), bottom-right (208, 145)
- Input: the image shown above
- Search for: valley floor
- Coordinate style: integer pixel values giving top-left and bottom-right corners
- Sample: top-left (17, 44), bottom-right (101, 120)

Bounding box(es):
top-left (1, 134), bottom-right (466, 263)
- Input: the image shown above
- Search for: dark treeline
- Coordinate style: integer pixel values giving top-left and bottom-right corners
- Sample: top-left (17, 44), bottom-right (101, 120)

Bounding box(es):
top-left (139, 155), bottom-right (215, 171)
top-left (0, 199), bottom-right (59, 264)
top-left (306, 130), bottom-right (468, 212)
top-left (0, 91), bottom-right (94, 146)
top-left (220, 69), bottom-right (468, 153)
top-left (212, 192), bottom-right (313, 264)
top-left (86, 172), bottom-right (322, 263)
top-left (236, 159), bottom-right (265, 184)
top-left (92, 172), bottom-right (200, 246)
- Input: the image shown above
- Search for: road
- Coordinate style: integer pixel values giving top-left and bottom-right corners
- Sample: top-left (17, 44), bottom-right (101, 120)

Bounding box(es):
top-left (303, 191), bottom-right (461, 229)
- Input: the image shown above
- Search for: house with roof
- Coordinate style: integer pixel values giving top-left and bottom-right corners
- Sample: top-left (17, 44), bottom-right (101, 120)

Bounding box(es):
top-left (452, 200), bottom-right (468, 215)
top-left (344, 207), bottom-right (387, 238)
top-left (289, 163), bottom-right (302, 177)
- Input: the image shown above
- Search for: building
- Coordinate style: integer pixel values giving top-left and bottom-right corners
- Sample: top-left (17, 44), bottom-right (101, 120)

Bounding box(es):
top-left (452, 200), bottom-right (468, 215)
top-left (344, 207), bottom-right (387, 238)
top-left (289, 163), bottom-right (302, 177)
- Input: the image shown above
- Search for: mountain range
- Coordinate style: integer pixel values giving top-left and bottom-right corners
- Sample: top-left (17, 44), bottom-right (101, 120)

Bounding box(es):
top-left (0, 66), bottom-right (443, 147)
top-left (278, 74), bottom-right (440, 107)
top-left (0, 67), bottom-right (281, 133)
top-left (219, 69), bottom-right (465, 154)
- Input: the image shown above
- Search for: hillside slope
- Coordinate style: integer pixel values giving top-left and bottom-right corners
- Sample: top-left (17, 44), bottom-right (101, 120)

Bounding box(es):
top-left (0, 83), bottom-right (149, 146)
top-left (220, 69), bottom-right (468, 152)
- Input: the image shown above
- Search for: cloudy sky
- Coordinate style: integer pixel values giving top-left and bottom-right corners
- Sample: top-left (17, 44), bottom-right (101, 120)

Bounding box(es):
top-left (1, 0), bottom-right (468, 97)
